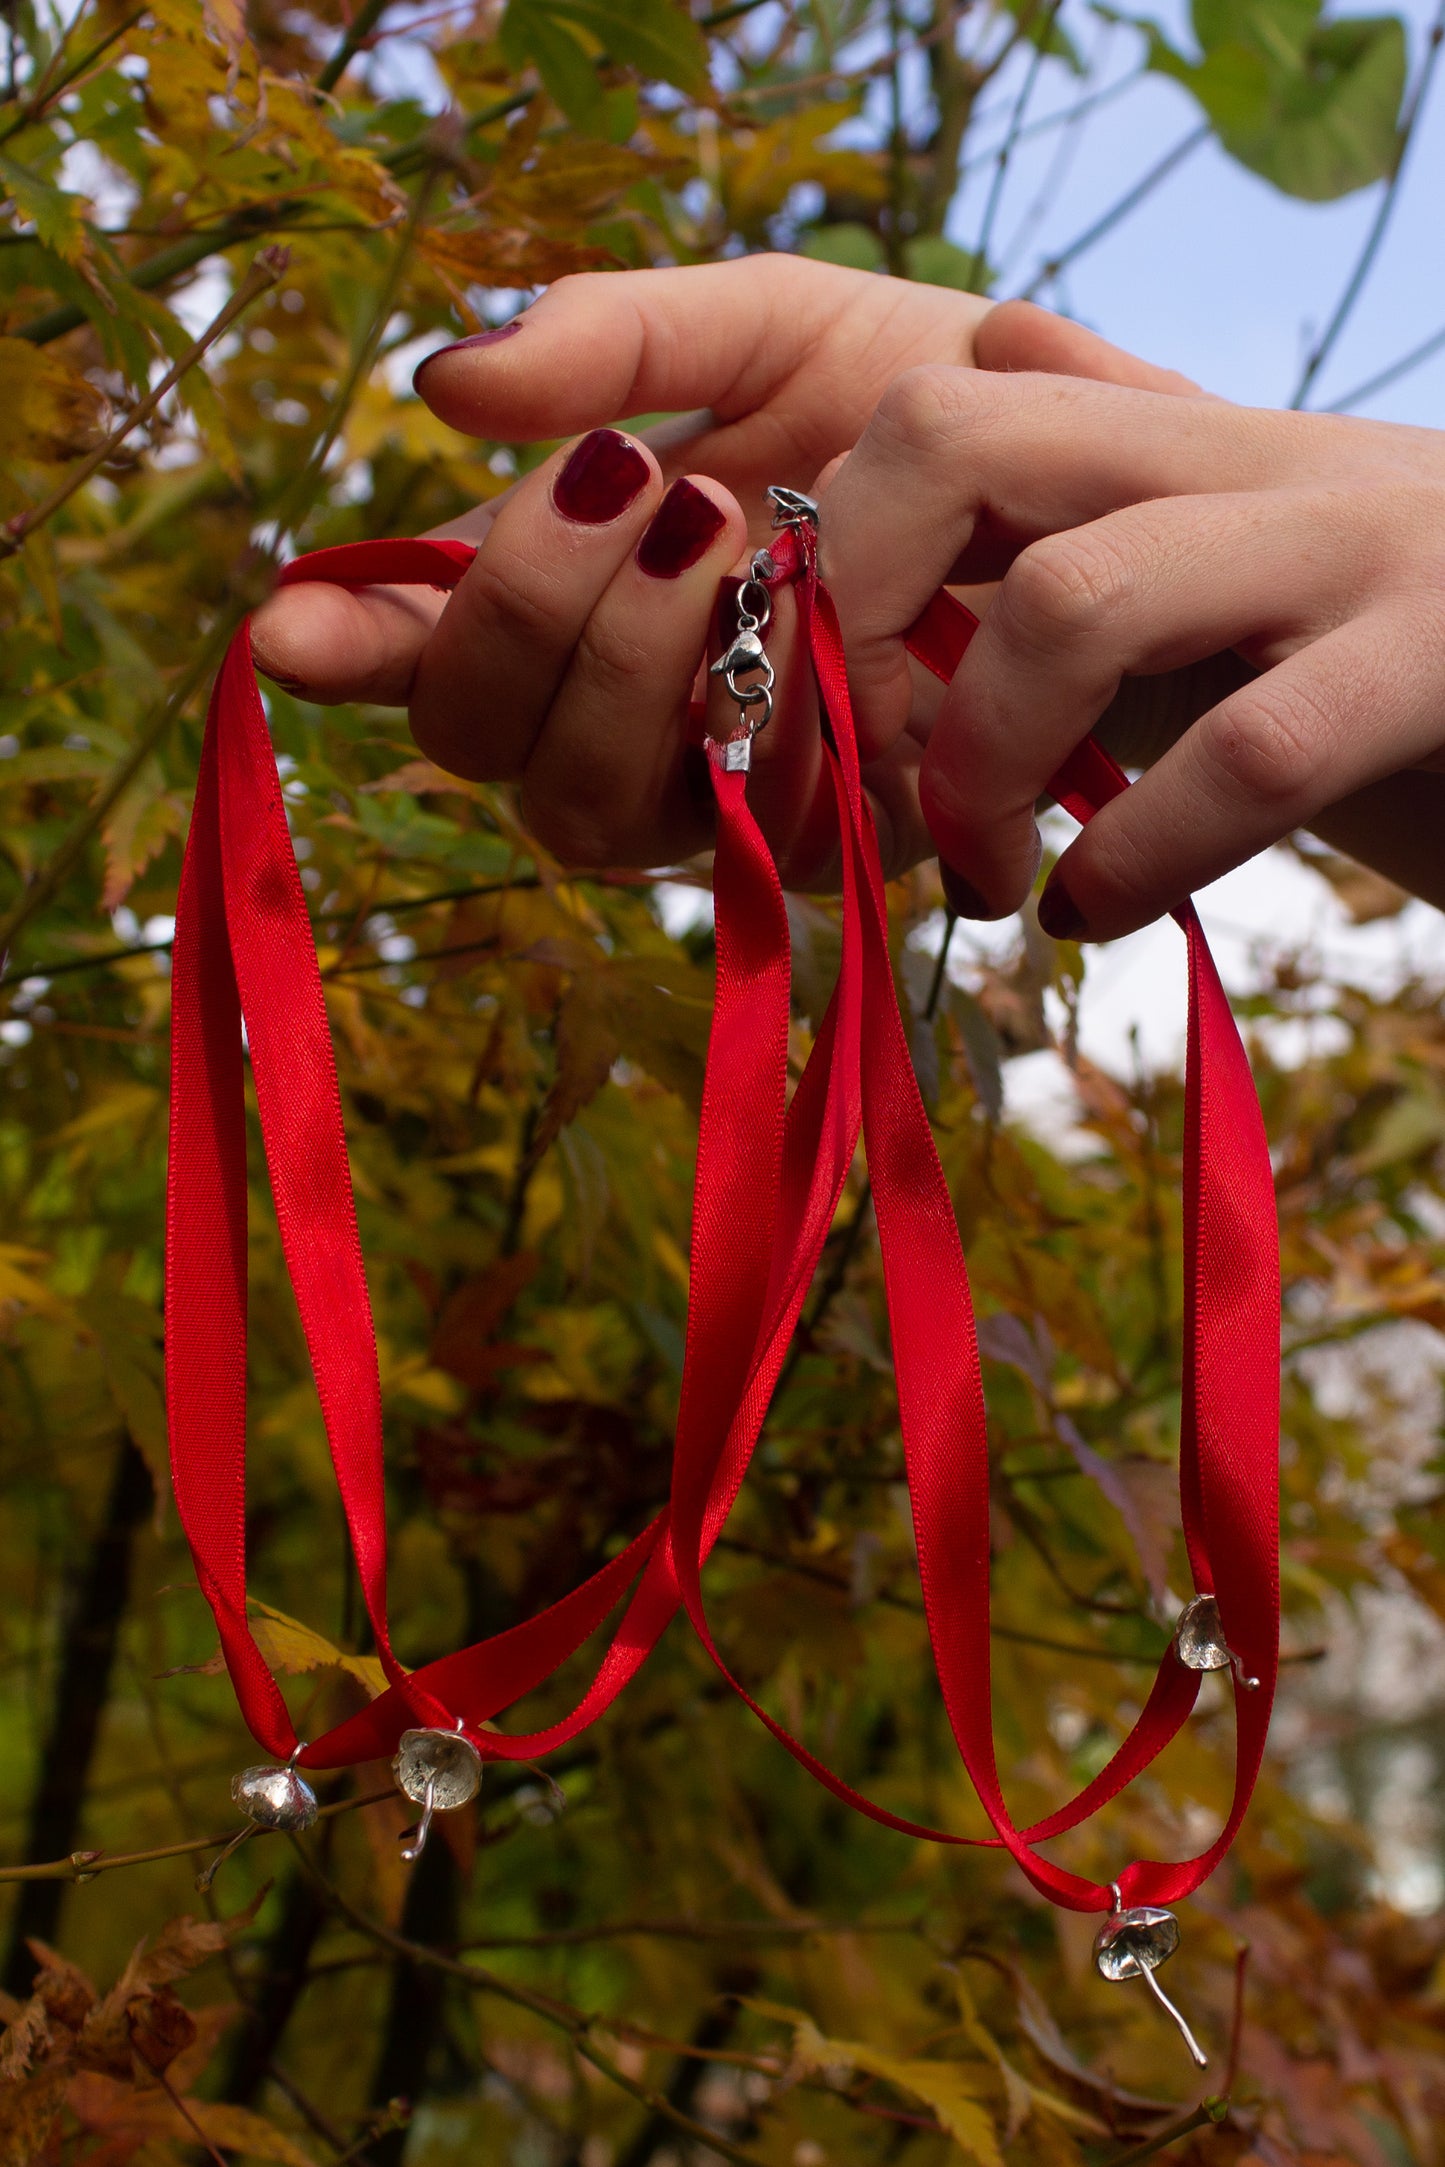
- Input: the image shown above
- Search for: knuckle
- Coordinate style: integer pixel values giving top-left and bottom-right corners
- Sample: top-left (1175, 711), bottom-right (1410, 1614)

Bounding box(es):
top-left (570, 611), bottom-right (653, 709)
top-left (1000, 530), bottom-right (1137, 651)
top-left (1197, 676), bottom-right (1334, 813)
top-left (459, 550), bottom-right (566, 654)
top-left (872, 364), bottom-right (985, 458)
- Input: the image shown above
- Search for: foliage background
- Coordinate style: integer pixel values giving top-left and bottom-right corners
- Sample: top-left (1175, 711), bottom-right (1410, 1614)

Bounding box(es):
top-left (2, 0), bottom-right (1445, 2162)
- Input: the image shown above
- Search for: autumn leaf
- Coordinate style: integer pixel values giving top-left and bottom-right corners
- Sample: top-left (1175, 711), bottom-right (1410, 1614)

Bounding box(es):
top-left (0, 338), bottom-right (105, 465)
top-left (750, 2000), bottom-right (1004, 2167)
top-left (176, 1600), bottom-right (388, 1698)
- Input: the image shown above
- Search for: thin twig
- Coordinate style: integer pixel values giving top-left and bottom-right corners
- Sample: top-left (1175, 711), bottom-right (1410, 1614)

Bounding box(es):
top-left (1019, 124), bottom-right (1208, 300)
top-left (1223, 1943), bottom-right (1249, 2095)
top-left (156, 2067), bottom-right (230, 2167)
top-left (0, 174), bottom-right (437, 961)
top-left (1, 249), bottom-right (286, 564)
top-left (1322, 316), bottom-right (1445, 414)
top-left (0, 1787), bottom-right (396, 1885)
top-left (0, 877), bottom-right (545, 991)
top-left (1291, 0), bottom-right (1445, 409)
top-left (0, 4), bottom-right (148, 151)
top-left (1100, 2096), bottom-right (1229, 2166)
top-left (316, 0), bottom-right (392, 94)
top-left (966, 0), bottom-right (1066, 290)
top-left (294, 1861), bottom-right (772, 2167)
top-left (456, 1914), bottom-right (920, 1950)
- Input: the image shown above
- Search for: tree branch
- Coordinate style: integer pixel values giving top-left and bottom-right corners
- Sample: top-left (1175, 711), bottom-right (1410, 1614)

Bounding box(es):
top-left (1322, 316), bottom-right (1445, 414)
top-left (0, 173), bottom-right (436, 961)
top-left (966, 0), bottom-right (1066, 290)
top-left (1291, 0), bottom-right (1445, 409)
top-left (1, 248), bottom-right (286, 564)
top-left (296, 1861), bottom-right (773, 2167)
top-left (1018, 124), bottom-right (1208, 300)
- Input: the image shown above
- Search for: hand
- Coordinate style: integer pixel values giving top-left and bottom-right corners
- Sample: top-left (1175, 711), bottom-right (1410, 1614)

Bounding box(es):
top-left (819, 323), bottom-right (1445, 936)
top-left (250, 255), bottom-right (990, 710)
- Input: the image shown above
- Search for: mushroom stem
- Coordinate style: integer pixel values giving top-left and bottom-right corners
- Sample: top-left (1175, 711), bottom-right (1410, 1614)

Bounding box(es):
top-left (1141, 1962), bottom-right (1208, 2067)
top-left (399, 1775), bottom-right (437, 1863)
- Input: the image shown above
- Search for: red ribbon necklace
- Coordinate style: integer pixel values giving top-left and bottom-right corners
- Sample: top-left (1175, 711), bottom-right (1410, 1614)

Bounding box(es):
top-left (166, 491), bottom-right (1279, 2065)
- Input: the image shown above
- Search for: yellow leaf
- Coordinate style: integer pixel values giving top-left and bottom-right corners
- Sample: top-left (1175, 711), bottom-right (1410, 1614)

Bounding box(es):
top-left (50, 1083), bottom-right (162, 1147)
top-left (0, 338), bottom-right (104, 465)
top-left (181, 1600), bottom-right (387, 1698)
top-left (750, 2002), bottom-right (1004, 2167)
top-left (0, 1243), bottom-right (76, 1324)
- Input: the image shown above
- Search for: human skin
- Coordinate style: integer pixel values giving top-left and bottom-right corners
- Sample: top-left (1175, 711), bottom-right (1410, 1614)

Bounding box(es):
top-left (250, 256), bottom-right (1445, 922)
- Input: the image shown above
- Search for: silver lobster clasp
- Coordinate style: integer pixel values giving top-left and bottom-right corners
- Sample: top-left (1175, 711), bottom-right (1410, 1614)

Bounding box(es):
top-left (709, 625), bottom-right (767, 683)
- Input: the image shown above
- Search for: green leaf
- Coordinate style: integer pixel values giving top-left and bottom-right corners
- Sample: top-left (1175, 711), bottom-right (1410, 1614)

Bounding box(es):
top-left (1139, 0), bottom-right (1407, 199)
top-left (905, 234), bottom-right (989, 291)
top-left (0, 152), bottom-right (89, 263)
top-left (500, 0), bottom-right (606, 126)
top-left (800, 220), bottom-right (883, 270)
top-left (547, 0), bottom-right (709, 93)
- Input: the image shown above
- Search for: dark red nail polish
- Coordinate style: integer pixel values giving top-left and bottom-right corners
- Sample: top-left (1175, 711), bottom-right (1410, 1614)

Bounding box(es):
top-left (412, 319), bottom-right (523, 392)
top-left (940, 863), bottom-right (989, 920)
top-left (1037, 875), bottom-right (1086, 941)
top-left (552, 428), bottom-right (650, 525)
top-left (637, 480), bottom-right (728, 578)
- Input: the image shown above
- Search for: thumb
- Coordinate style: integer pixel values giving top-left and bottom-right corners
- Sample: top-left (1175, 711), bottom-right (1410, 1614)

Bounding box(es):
top-left (410, 255), bottom-right (869, 445)
top-left (974, 298), bottom-right (1204, 397)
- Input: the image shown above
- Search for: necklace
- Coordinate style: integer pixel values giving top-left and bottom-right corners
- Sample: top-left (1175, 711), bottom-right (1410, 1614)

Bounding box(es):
top-left (166, 492), bottom-right (1279, 2067)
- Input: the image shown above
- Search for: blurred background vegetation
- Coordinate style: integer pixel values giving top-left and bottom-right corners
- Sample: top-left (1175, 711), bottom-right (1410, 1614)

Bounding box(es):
top-left (1, 0), bottom-right (1445, 2161)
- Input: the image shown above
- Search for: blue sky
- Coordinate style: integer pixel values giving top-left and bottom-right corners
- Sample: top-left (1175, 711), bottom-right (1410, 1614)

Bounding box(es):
top-left (941, 0), bottom-right (1445, 422)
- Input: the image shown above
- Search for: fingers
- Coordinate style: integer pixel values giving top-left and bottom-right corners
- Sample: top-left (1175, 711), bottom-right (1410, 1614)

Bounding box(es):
top-left (518, 476), bottom-right (747, 867)
top-left (249, 501), bottom-right (499, 706)
top-left (1039, 601), bottom-right (1445, 939)
top-left (410, 257), bottom-right (993, 509)
top-left (409, 427), bottom-right (663, 782)
top-left (918, 484), bottom-right (1404, 918)
top-left (817, 367), bottom-right (1349, 759)
top-left (411, 256), bottom-right (879, 444)
top-left (975, 300), bottom-right (1205, 397)
top-left (250, 573), bottom-right (452, 707)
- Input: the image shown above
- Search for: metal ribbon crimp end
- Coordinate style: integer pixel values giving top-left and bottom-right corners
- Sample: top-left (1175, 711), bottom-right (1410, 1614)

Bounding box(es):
top-left (394, 1723), bottom-right (483, 1863)
top-left (1094, 1894), bottom-right (1207, 2068)
top-left (1174, 1593), bottom-right (1259, 1691)
top-left (766, 484), bottom-right (819, 529)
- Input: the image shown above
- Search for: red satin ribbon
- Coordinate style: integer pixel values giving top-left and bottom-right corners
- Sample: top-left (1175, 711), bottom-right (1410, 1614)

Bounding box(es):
top-left (166, 528), bottom-right (1278, 1919)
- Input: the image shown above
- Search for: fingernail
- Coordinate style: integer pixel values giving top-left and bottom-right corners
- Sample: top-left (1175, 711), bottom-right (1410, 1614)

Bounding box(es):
top-left (637, 480), bottom-right (728, 579)
top-left (1037, 874), bottom-right (1086, 941)
top-left (552, 428), bottom-right (650, 525)
top-left (412, 320), bottom-right (523, 392)
top-left (939, 863), bottom-right (989, 920)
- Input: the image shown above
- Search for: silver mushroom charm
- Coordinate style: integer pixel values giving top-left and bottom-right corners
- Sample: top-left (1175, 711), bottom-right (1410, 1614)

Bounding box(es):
top-left (231, 1755), bottom-right (319, 1832)
top-left (1174, 1594), bottom-right (1259, 1691)
top-left (202, 1750), bottom-right (319, 1890)
top-left (393, 1725), bottom-right (483, 1862)
top-left (1094, 1899), bottom-right (1207, 2067)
